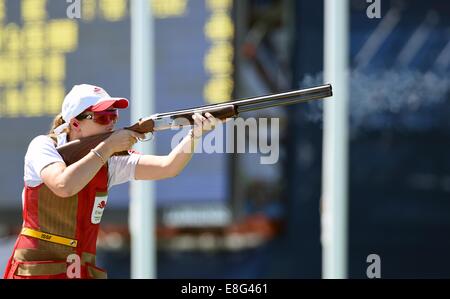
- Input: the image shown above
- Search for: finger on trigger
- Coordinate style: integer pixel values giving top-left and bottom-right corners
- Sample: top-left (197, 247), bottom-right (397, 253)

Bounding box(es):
top-left (135, 132), bottom-right (145, 139)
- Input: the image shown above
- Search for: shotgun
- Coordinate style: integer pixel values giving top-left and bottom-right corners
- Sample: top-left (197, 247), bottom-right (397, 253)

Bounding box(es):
top-left (56, 84), bottom-right (332, 165)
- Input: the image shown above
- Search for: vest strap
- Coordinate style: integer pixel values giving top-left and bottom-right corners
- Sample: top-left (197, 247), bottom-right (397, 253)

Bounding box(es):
top-left (21, 227), bottom-right (78, 248)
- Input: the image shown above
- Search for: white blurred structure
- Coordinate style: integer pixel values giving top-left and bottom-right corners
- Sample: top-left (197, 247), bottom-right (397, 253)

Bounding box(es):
top-left (322, 0), bottom-right (350, 279)
top-left (129, 0), bottom-right (156, 279)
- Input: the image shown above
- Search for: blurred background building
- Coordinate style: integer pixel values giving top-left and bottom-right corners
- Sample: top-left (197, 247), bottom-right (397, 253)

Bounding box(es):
top-left (0, 0), bottom-right (449, 278)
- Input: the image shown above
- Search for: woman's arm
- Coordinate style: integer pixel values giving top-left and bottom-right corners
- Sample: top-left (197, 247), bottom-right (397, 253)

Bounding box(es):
top-left (41, 130), bottom-right (144, 197)
top-left (40, 141), bottom-right (113, 197)
top-left (134, 131), bottom-right (200, 180)
top-left (134, 113), bottom-right (217, 181)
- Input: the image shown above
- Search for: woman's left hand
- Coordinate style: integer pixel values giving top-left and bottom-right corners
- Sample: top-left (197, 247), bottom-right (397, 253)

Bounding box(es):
top-left (191, 112), bottom-right (219, 138)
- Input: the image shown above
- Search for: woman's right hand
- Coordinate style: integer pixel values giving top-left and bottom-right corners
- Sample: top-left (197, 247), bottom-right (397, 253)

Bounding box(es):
top-left (104, 129), bottom-right (146, 154)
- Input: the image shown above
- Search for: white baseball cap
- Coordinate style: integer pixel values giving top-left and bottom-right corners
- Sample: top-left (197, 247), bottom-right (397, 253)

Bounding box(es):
top-left (54, 84), bottom-right (129, 134)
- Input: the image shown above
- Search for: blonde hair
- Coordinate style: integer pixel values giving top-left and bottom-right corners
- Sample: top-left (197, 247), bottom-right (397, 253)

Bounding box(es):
top-left (48, 114), bottom-right (70, 141)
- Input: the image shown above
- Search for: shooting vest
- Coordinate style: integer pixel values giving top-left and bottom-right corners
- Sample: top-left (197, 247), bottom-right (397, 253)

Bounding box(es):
top-left (3, 158), bottom-right (109, 279)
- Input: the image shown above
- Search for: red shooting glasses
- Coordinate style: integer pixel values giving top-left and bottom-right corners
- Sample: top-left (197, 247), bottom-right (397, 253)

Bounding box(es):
top-left (76, 109), bottom-right (119, 125)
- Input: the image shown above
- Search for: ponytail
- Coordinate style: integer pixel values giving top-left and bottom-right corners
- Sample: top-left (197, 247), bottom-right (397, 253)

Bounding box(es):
top-left (48, 114), bottom-right (69, 141)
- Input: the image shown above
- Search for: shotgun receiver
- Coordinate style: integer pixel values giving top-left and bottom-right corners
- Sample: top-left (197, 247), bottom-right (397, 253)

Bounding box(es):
top-left (56, 84), bottom-right (332, 165)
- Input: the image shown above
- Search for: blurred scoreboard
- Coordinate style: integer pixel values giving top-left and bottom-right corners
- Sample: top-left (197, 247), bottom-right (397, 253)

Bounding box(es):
top-left (0, 0), bottom-right (234, 210)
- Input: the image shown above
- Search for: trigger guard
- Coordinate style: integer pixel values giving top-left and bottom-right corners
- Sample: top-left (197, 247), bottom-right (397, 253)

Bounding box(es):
top-left (138, 132), bottom-right (153, 142)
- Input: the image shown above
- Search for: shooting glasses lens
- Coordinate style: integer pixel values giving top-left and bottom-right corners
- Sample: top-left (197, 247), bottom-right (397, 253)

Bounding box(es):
top-left (77, 110), bottom-right (119, 125)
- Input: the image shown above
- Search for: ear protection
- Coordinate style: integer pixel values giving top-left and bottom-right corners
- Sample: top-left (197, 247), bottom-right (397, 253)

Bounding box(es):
top-left (73, 123), bottom-right (79, 128)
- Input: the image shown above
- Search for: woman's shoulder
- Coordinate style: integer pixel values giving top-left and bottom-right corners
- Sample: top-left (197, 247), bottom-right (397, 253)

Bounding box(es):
top-left (25, 135), bottom-right (58, 156)
top-left (30, 135), bottom-right (55, 145)
top-left (24, 135), bottom-right (63, 186)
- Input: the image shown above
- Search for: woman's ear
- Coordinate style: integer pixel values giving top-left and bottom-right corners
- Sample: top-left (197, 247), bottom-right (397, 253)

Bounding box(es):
top-left (71, 120), bottom-right (80, 130)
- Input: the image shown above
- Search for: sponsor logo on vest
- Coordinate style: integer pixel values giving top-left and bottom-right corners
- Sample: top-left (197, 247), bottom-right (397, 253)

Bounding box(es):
top-left (98, 200), bottom-right (106, 209)
top-left (41, 233), bottom-right (52, 240)
top-left (91, 194), bottom-right (108, 224)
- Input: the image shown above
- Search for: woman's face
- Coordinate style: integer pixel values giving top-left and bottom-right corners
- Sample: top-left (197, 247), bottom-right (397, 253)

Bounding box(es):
top-left (73, 107), bottom-right (119, 137)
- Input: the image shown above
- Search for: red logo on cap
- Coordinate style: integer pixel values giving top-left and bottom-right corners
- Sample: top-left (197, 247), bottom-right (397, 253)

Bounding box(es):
top-left (93, 87), bottom-right (103, 94)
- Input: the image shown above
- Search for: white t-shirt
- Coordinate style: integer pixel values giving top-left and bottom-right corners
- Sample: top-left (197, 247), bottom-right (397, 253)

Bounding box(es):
top-left (24, 135), bottom-right (141, 189)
